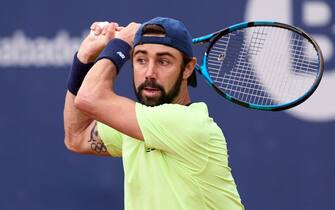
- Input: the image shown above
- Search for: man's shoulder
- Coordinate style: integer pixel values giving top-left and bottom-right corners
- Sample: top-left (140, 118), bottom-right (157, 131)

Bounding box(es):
top-left (136, 102), bottom-right (208, 113)
top-left (188, 102), bottom-right (208, 112)
top-left (135, 102), bottom-right (209, 127)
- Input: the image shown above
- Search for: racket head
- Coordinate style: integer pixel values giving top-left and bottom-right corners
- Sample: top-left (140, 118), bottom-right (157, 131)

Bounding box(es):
top-left (198, 21), bottom-right (324, 111)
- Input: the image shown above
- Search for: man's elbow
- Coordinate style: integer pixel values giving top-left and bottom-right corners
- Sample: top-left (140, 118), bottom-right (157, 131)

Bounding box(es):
top-left (64, 133), bottom-right (90, 154)
top-left (64, 135), bottom-right (80, 153)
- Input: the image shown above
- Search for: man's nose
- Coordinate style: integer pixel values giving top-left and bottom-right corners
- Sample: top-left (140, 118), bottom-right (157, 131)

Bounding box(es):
top-left (145, 61), bottom-right (157, 79)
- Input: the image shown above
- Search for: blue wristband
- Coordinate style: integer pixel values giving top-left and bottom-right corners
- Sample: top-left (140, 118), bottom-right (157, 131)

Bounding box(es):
top-left (67, 52), bottom-right (94, 95)
top-left (95, 38), bottom-right (131, 73)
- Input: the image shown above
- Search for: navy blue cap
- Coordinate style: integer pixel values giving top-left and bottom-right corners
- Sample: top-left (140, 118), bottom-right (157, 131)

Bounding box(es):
top-left (133, 17), bottom-right (197, 87)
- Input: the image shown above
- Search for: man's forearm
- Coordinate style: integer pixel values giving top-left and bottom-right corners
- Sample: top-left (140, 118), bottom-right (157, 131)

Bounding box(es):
top-left (73, 22), bottom-right (143, 140)
top-left (75, 58), bottom-right (118, 116)
top-left (74, 58), bottom-right (143, 140)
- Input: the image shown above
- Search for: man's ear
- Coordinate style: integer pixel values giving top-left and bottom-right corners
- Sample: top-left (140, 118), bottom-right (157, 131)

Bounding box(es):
top-left (183, 57), bottom-right (197, 80)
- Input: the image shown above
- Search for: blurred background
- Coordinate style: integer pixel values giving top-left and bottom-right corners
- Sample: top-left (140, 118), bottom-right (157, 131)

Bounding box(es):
top-left (0, 0), bottom-right (334, 210)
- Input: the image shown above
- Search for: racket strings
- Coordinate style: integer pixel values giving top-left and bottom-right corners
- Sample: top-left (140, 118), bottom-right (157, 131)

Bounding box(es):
top-left (289, 33), bottom-right (320, 76)
top-left (282, 31), bottom-right (319, 99)
top-left (209, 27), bottom-right (275, 105)
top-left (238, 27), bottom-right (271, 105)
top-left (207, 26), bottom-right (321, 106)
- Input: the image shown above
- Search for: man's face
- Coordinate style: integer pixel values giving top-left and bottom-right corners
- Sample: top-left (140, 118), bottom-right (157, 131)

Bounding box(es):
top-left (132, 44), bottom-right (185, 106)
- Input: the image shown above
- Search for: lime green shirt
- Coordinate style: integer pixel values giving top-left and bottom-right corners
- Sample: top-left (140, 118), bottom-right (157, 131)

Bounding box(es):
top-left (97, 102), bottom-right (244, 210)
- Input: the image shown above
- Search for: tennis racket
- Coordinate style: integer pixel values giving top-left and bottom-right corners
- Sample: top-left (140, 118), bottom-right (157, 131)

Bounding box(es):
top-left (192, 21), bottom-right (324, 111)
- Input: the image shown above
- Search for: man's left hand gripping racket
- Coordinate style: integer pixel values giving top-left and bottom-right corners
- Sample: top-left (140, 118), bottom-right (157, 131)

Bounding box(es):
top-left (192, 21), bottom-right (324, 111)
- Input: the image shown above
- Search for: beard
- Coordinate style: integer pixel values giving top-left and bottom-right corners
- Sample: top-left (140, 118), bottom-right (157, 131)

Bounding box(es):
top-left (134, 71), bottom-right (183, 106)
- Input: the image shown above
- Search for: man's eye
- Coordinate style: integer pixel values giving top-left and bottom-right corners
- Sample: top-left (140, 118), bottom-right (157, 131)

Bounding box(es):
top-left (159, 59), bottom-right (170, 66)
top-left (136, 58), bottom-right (146, 64)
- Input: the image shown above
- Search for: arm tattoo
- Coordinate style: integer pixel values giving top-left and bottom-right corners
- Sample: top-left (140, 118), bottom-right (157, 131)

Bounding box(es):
top-left (88, 123), bottom-right (107, 153)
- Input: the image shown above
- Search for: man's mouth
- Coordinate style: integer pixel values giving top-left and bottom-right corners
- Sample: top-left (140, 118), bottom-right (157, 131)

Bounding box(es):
top-left (143, 87), bottom-right (161, 97)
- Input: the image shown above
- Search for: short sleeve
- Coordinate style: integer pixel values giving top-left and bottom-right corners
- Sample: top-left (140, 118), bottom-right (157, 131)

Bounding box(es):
top-left (135, 102), bottom-right (210, 164)
top-left (97, 122), bottom-right (123, 157)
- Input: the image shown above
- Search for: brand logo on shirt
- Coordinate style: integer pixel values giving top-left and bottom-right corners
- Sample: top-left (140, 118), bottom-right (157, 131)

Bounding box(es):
top-left (145, 147), bottom-right (156, 152)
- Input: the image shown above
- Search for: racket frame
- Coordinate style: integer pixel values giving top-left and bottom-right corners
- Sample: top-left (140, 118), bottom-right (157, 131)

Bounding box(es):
top-left (192, 21), bottom-right (324, 111)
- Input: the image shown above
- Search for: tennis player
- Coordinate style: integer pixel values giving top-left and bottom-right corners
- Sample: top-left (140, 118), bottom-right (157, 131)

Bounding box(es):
top-left (64, 17), bottom-right (244, 210)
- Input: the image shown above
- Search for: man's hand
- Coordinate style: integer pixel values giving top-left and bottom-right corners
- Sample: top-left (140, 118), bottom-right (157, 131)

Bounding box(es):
top-left (115, 22), bottom-right (141, 47)
top-left (77, 22), bottom-right (121, 63)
